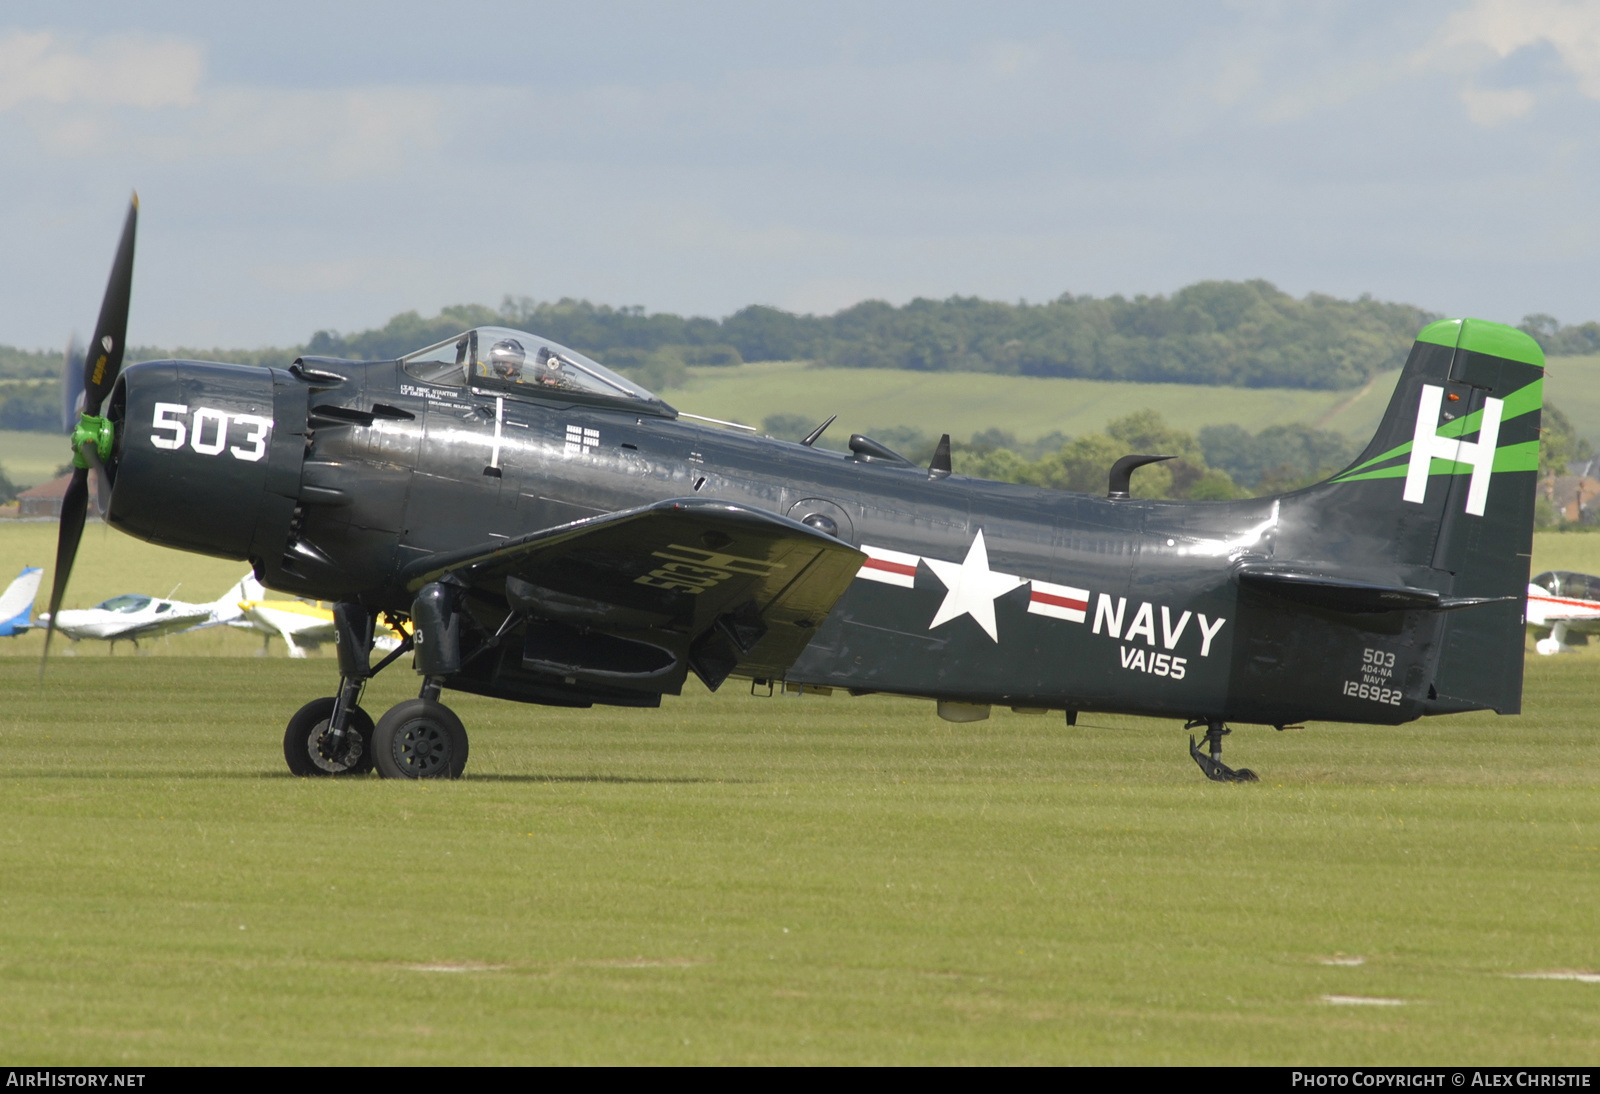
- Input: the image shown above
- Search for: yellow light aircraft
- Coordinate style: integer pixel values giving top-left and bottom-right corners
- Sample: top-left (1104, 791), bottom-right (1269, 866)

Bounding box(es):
top-left (234, 575), bottom-right (409, 657)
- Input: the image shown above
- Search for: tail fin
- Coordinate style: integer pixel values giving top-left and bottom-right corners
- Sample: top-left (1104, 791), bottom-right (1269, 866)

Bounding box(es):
top-left (0, 566), bottom-right (44, 635)
top-left (1281, 318), bottom-right (1543, 714)
top-left (208, 572), bottom-right (266, 624)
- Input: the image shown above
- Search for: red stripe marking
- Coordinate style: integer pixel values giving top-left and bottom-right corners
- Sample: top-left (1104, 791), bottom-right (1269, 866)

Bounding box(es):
top-left (1529, 594), bottom-right (1600, 611)
top-left (863, 558), bottom-right (917, 577)
top-left (1031, 591), bottom-right (1087, 612)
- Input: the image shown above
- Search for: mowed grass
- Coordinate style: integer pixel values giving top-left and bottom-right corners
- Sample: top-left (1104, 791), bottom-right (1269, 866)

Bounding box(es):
top-left (0, 659), bottom-right (1597, 1065)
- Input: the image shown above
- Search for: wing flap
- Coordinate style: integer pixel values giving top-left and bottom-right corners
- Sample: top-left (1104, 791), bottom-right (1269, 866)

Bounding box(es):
top-left (403, 498), bottom-right (864, 689)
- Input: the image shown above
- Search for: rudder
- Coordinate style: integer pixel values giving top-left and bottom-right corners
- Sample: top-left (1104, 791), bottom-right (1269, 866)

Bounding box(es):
top-left (1292, 318), bottom-right (1543, 715)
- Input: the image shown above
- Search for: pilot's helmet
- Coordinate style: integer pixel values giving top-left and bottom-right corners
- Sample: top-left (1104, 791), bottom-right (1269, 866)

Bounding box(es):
top-left (535, 345), bottom-right (563, 375)
top-left (489, 338), bottom-right (526, 379)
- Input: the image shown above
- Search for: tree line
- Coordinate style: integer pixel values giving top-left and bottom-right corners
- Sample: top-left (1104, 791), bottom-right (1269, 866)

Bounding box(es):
top-left (299, 283), bottom-right (1434, 391)
top-left (6, 281), bottom-right (1600, 402)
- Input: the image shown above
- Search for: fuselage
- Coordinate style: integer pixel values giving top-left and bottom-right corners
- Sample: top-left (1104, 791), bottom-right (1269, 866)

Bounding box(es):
top-left (102, 321), bottom-right (1540, 728)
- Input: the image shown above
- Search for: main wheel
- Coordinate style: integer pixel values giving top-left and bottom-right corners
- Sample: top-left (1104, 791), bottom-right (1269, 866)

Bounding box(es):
top-left (283, 697), bottom-right (376, 777)
top-left (372, 699), bottom-right (469, 780)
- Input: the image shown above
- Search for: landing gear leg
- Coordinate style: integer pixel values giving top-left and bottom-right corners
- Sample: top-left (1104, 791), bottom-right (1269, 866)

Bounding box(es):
top-left (282, 603), bottom-right (379, 777)
top-left (371, 582), bottom-right (471, 780)
top-left (1187, 720), bottom-right (1258, 783)
top-left (1536, 621), bottom-right (1569, 656)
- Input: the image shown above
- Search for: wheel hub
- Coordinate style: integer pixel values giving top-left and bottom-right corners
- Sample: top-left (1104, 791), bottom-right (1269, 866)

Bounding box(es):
top-left (395, 720), bottom-right (451, 776)
top-left (311, 722), bottom-right (363, 774)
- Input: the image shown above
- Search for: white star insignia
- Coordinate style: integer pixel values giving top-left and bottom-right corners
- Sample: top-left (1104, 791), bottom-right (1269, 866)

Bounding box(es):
top-left (922, 529), bottom-right (1025, 642)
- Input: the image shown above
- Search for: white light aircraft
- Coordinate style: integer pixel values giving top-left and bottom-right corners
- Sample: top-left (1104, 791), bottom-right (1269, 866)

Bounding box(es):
top-left (38, 575), bottom-right (253, 652)
top-left (1526, 570), bottom-right (1600, 655)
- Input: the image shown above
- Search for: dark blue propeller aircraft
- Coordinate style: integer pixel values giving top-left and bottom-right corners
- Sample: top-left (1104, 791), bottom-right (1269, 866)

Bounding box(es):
top-left (46, 198), bottom-right (1546, 782)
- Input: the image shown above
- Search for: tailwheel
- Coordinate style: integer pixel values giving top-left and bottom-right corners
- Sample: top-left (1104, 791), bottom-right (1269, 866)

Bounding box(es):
top-left (372, 699), bottom-right (469, 780)
top-left (284, 697), bottom-right (376, 777)
top-left (1186, 719), bottom-right (1258, 783)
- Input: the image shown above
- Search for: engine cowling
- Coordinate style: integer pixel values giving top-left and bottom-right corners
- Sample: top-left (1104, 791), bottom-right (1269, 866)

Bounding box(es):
top-left (107, 360), bottom-right (307, 569)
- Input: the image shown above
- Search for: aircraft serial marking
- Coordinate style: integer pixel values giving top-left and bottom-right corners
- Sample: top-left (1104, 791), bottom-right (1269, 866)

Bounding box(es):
top-left (1342, 647), bottom-right (1402, 705)
top-left (150, 402), bottom-right (272, 462)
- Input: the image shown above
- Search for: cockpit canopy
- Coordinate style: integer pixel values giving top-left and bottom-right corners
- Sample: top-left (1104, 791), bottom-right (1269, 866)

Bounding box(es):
top-left (1531, 571), bottom-right (1599, 601)
top-left (400, 326), bottom-right (673, 414)
top-left (96, 595), bottom-right (164, 614)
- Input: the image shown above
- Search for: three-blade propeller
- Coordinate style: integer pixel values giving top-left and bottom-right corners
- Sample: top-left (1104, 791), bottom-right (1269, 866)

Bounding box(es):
top-left (41, 195), bottom-right (138, 677)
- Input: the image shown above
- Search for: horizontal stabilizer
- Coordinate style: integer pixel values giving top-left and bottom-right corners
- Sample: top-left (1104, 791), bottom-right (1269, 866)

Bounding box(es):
top-left (1234, 563), bottom-right (1514, 614)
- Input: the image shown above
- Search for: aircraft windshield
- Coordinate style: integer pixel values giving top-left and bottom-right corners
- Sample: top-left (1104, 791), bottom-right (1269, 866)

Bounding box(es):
top-left (401, 326), bottom-right (668, 411)
top-left (97, 595), bottom-right (151, 613)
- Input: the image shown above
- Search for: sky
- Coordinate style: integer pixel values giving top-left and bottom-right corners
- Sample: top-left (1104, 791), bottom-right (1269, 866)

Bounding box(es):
top-left (3, 0), bottom-right (1600, 350)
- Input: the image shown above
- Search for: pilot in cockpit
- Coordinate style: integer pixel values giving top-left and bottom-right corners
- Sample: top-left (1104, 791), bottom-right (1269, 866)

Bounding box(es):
top-left (532, 345), bottom-right (567, 387)
top-left (488, 338), bottom-right (526, 381)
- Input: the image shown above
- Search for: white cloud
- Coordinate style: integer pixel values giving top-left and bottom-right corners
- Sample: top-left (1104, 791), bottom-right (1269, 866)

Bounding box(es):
top-left (1420, 0), bottom-right (1600, 124)
top-left (173, 86), bottom-right (445, 179)
top-left (0, 30), bottom-right (203, 111)
top-left (1439, 0), bottom-right (1600, 96)
top-left (1459, 84), bottom-right (1537, 124)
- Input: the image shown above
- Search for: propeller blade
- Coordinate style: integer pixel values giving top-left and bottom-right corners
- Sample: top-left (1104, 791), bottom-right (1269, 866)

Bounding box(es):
top-left (61, 334), bottom-right (85, 434)
top-left (44, 193), bottom-right (138, 679)
top-left (83, 194), bottom-right (138, 417)
top-left (82, 447), bottom-right (113, 519)
top-left (40, 469), bottom-right (90, 678)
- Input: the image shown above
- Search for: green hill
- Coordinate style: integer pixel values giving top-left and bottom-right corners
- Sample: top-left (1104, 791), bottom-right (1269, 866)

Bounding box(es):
top-left (1543, 354), bottom-right (1600, 452)
top-left (658, 361), bottom-right (1403, 445)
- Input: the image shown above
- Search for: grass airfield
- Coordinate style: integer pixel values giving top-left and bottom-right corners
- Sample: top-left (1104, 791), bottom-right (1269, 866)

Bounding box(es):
top-left (0, 526), bottom-right (1597, 1064)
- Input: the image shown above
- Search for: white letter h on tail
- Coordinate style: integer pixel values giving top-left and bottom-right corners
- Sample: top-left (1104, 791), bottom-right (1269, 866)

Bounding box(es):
top-left (1403, 385), bottom-right (1503, 517)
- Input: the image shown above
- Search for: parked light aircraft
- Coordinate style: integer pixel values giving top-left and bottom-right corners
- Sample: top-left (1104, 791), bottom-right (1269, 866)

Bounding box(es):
top-left (232, 572), bottom-right (409, 657)
top-left (1526, 571), bottom-right (1600, 655)
top-left (45, 197), bottom-right (1546, 782)
top-left (0, 566), bottom-right (43, 636)
top-left (40, 574), bottom-right (251, 652)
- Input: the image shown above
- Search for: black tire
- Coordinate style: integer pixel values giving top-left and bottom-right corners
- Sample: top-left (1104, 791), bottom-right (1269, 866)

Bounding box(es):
top-left (372, 699), bottom-right (469, 780)
top-left (283, 697), bottom-right (377, 777)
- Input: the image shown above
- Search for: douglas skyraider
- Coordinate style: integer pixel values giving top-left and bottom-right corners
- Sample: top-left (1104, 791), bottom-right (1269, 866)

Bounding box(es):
top-left (46, 197), bottom-right (1544, 782)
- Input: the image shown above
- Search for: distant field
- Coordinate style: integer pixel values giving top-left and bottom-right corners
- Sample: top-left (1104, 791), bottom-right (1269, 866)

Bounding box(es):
top-left (1544, 354), bottom-right (1600, 452)
top-left (0, 429), bottom-right (66, 489)
top-left (658, 362), bottom-right (1404, 444)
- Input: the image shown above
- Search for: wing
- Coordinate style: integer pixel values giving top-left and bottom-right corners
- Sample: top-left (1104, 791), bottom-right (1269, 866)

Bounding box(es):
top-left (126, 607), bottom-right (216, 639)
top-left (402, 498), bottom-right (865, 690)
